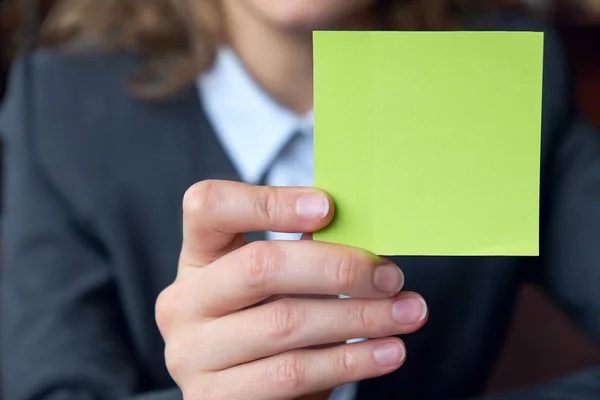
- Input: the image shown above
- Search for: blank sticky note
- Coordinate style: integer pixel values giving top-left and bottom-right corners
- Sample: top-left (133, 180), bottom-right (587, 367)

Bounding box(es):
top-left (313, 31), bottom-right (543, 256)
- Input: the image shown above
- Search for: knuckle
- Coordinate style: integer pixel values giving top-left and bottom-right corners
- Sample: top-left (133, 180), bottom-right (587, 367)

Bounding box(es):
top-left (264, 299), bottom-right (300, 342)
top-left (182, 385), bottom-right (214, 400)
top-left (272, 352), bottom-right (305, 392)
top-left (255, 188), bottom-right (281, 224)
top-left (353, 302), bottom-right (378, 333)
top-left (243, 241), bottom-right (279, 289)
top-left (336, 347), bottom-right (361, 381)
top-left (181, 386), bottom-right (210, 400)
top-left (164, 340), bottom-right (194, 381)
top-left (183, 180), bottom-right (219, 217)
top-left (332, 252), bottom-right (361, 292)
top-left (155, 285), bottom-right (180, 334)
top-left (155, 282), bottom-right (199, 338)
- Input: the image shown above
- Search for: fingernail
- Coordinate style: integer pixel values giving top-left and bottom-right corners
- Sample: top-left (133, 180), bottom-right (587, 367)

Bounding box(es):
top-left (373, 342), bottom-right (405, 367)
top-left (392, 296), bottom-right (427, 324)
top-left (373, 264), bottom-right (404, 293)
top-left (296, 193), bottom-right (329, 220)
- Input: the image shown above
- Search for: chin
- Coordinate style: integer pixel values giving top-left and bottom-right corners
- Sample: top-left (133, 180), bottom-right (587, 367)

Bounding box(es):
top-left (245, 0), bottom-right (376, 31)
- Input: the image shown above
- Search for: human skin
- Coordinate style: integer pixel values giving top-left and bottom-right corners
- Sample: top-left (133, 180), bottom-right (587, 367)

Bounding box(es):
top-left (157, 182), bottom-right (428, 399)
top-left (157, 2), bottom-right (428, 399)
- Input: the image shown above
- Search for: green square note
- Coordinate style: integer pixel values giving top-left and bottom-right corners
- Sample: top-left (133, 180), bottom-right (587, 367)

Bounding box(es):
top-left (313, 31), bottom-right (543, 256)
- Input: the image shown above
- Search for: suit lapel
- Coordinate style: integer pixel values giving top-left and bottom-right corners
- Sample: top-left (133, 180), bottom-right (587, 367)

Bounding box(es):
top-left (175, 85), bottom-right (267, 242)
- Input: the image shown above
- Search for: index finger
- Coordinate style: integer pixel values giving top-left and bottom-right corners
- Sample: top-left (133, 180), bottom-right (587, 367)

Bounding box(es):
top-left (179, 180), bottom-right (334, 269)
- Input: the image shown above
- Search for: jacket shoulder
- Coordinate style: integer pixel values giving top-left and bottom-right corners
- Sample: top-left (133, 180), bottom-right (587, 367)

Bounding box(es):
top-left (0, 48), bottom-right (142, 213)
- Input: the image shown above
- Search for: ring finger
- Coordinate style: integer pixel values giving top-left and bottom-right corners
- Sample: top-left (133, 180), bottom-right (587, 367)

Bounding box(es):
top-left (196, 292), bottom-right (427, 370)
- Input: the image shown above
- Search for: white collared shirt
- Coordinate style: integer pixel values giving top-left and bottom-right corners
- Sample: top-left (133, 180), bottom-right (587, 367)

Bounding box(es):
top-left (198, 47), bottom-right (358, 400)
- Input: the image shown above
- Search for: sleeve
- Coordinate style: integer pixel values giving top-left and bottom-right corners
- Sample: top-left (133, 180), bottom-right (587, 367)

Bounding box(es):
top-left (0, 58), bottom-right (181, 400)
top-left (477, 116), bottom-right (600, 400)
top-left (465, 22), bottom-right (600, 400)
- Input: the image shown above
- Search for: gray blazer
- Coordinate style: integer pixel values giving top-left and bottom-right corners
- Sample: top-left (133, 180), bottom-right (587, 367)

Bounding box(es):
top-left (1, 15), bottom-right (599, 400)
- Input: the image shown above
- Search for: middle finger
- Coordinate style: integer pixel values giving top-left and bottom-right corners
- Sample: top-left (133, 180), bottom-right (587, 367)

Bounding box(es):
top-left (190, 240), bottom-right (405, 318)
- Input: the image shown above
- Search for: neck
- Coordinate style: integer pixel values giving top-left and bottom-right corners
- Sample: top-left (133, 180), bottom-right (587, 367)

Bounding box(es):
top-left (220, 2), bottom-right (377, 115)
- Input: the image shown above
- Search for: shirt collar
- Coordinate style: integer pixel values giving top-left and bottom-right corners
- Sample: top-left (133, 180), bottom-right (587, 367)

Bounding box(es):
top-left (198, 47), bottom-right (313, 184)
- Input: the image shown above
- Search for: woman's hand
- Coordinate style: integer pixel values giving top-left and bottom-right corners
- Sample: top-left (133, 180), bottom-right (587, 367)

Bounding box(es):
top-left (156, 180), bottom-right (428, 400)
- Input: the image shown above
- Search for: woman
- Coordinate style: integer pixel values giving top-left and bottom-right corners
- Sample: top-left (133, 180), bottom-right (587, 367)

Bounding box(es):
top-left (1, 1), bottom-right (599, 399)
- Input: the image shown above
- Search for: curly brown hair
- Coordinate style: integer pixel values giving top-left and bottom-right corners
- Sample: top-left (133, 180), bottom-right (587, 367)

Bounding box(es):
top-left (39, 0), bottom-right (488, 98)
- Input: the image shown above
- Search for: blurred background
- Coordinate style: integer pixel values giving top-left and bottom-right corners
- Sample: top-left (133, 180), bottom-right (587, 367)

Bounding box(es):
top-left (0, 0), bottom-right (599, 396)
